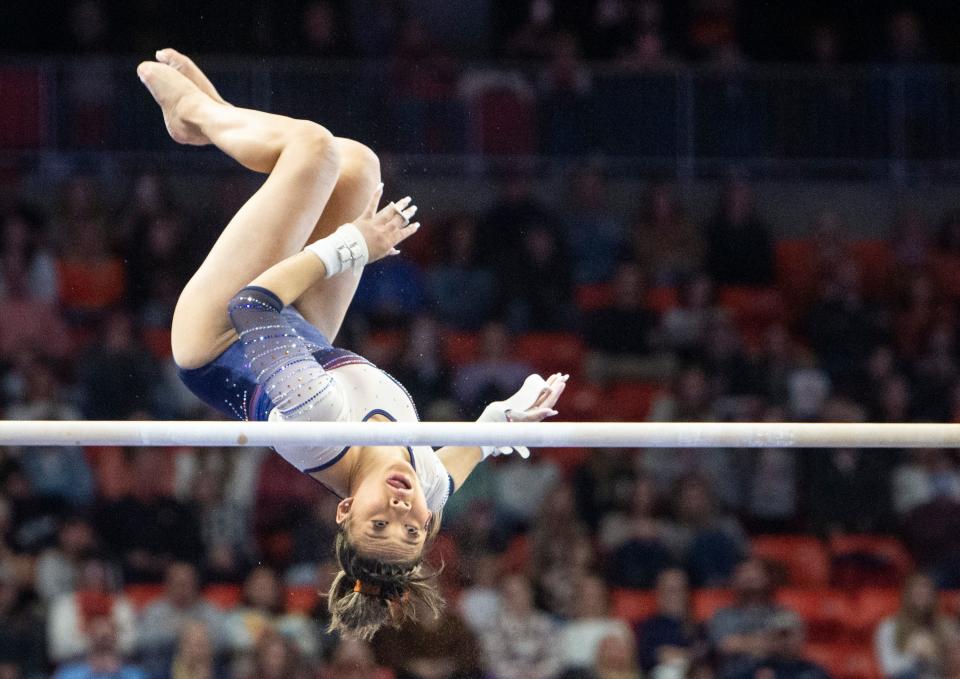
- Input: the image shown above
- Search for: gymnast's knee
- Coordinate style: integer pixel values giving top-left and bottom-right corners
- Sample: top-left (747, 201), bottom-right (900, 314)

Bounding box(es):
top-left (336, 138), bottom-right (381, 187)
top-left (290, 121), bottom-right (341, 176)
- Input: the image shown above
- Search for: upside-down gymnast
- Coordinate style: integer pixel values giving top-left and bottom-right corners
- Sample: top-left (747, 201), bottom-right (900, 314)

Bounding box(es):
top-left (136, 49), bottom-right (567, 639)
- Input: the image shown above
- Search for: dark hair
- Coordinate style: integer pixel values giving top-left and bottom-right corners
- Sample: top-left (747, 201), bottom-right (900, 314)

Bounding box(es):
top-left (327, 522), bottom-right (443, 640)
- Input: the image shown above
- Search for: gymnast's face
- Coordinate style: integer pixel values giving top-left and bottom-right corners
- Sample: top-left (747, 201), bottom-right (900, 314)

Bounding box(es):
top-left (336, 459), bottom-right (432, 561)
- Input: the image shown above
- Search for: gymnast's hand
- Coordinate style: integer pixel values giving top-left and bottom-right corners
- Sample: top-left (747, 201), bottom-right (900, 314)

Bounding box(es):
top-left (477, 372), bottom-right (569, 459)
top-left (353, 183), bottom-right (420, 263)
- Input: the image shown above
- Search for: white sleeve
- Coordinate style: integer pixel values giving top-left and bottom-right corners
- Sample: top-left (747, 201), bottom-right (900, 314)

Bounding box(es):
top-left (411, 446), bottom-right (453, 513)
top-left (875, 618), bottom-right (917, 677)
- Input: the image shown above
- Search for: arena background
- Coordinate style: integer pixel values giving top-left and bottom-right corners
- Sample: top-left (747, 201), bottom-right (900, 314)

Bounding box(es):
top-left (4, 1), bottom-right (960, 678)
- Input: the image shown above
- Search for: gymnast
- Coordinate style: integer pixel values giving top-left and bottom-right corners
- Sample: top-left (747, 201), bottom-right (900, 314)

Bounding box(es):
top-left (136, 49), bottom-right (567, 639)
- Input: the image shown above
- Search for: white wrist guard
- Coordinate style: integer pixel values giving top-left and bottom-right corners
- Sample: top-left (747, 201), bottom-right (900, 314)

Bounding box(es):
top-left (304, 223), bottom-right (369, 278)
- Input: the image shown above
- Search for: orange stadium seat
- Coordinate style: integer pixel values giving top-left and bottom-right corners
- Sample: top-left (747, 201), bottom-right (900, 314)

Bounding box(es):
top-left (849, 588), bottom-right (900, 639)
top-left (646, 287), bottom-right (679, 314)
top-left (124, 584), bottom-right (164, 612)
top-left (692, 588), bottom-right (735, 621)
top-left (940, 590), bottom-right (960, 616)
top-left (611, 589), bottom-right (658, 624)
top-left (286, 586), bottom-right (319, 614)
top-left (829, 535), bottom-right (913, 588)
top-left (775, 589), bottom-right (854, 643)
top-left (774, 239), bottom-right (817, 306)
top-left (536, 447), bottom-right (590, 475)
top-left (142, 327), bottom-right (172, 359)
top-left (204, 584), bottom-right (242, 610)
top-left (515, 332), bottom-right (585, 375)
top-left (850, 240), bottom-right (895, 298)
top-left (751, 535), bottom-right (831, 588)
top-left (576, 283), bottom-right (613, 311)
top-left (606, 381), bottom-right (663, 422)
top-left (500, 534), bottom-right (531, 575)
top-left (806, 643), bottom-right (881, 679)
top-left (441, 331), bottom-right (480, 367)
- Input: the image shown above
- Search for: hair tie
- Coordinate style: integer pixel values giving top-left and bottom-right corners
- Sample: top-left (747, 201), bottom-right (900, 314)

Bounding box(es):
top-left (353, 579), bottom-right (382, 597)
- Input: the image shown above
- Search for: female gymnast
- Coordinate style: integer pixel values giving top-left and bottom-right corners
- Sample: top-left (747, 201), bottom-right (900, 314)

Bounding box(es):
top-left (136, 49), bottom-right (567, 639)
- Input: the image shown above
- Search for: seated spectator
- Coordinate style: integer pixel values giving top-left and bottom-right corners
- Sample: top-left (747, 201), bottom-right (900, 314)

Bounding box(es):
top-left (76, 311), bottom-right (161, 420)
top-left (584, 261), bottom-right (668, 382)
top-left (0, 563), bottom-right (44, 679)
top-left (138, 563), bottom-right (227, 678)
top-left (669, 476), bottom-right (747, 586)
top-left (390, 315), bottom-right (454, 414)
top-left (458, 552), bottom-right (502, 635)
top-left (721, 611), bottom-right (830, 679)
top-left (56, 217), bottom-right (125, 319)
top-left (494, 454), bottom-right (562, 531)
top-left (225, 566), bottom-right (318, 660)
top-left (0, 205), bottom-right (59, 303)
top-left (351, 252), bottom-right (426, 326)
top-left (481, 574), bottom-right (562, 679)
top-left (631, 181), bottom-right (702, 287)
top-left (499, 223), bottom-right (575, 331)
top-left (0, 275), bottom-right (72, 360)
top-left (901, 493), bottom-right (960, 589)
top-left (875, 574), bottom-right (959, 679)
top-left (319, 638), bottom-right (392, 679)
top-left (571, 447), bottom-right (638, 533)
top-left (122, 210), bottom-right (193, 327)
top-left (191, 467), bottom-right (253, 585)
top-left (5, 362), bottom-right (94, 507)
top-left (373, 602), bottom-right (483, 679)
top-left (238, 630), bottom-right (310, 679)
top-left (285, 494), bottom-right (338, 585)
top-left (594, 633), bottom-right (643, 679)
top-left (601, 475), bottom-right (674, 589)
top-left (708, 559), bottom-right (787, 674)
top-left (936, 210), bottom-right (960, 254)
top-left (94, 449), bottom-right (201, 583)
top-left (892, 449), bottom-right (960, 516)
top-left (636, 568), bottom-right (703, 675)
top-left (704, 175), bottom-right (775, 287)
top-left (659, 273), bottom-right (727, 353)
top-left (452, 321), bottom-right (533, 417)
top-left (36, 516), bottom-right (96, 605)
top-left (562, 165), bottom-right (623, 284)
top-left (167, 620), bottom-right (226, 679)
top-left (558, 574), bottom-right (633, 671)
top-left (1, 461), bottom-right (67, 554)
top-left (52, 616), bottom-right (145, 679)
top-left (427, 216), bottom-right (496, 329)
top-left (478, 173), bottom-right (556, 265)
top-left (48, 558), bottom-right (137, 665)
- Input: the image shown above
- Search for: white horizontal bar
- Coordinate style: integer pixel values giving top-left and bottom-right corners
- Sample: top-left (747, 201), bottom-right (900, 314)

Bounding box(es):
top-left (0, 421), bottom-right (958, 448)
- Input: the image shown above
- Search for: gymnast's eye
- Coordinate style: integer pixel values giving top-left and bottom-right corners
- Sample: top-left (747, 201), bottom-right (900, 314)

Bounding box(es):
top-left (406, 525), bottom-right (419, 537)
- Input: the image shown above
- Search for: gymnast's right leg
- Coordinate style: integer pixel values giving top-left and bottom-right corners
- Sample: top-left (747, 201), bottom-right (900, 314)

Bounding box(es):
top-left (136, 56), bottom-right (342, 369)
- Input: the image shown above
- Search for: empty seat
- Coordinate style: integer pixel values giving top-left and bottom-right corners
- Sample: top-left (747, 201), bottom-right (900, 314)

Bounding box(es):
top-left (752, 535), bottom-right (831, 588)
top-left (775, 588), bottom-right (854, 643)
top-left (204, 584), bottom-right (242, 610)
top-left (611, 589), bottom-right (658, 624)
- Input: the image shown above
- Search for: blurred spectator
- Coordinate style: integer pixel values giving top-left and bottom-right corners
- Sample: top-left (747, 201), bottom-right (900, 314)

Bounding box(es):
top-left (722, 611), bottom-right (830, 679)
top-left (52, 615), bottom-right (145, 679)
top-left (936, 210), bottom-right (960, 254)
top-left (237, 630), bottom-right (310, 679)
top-left (505, 0), bottom-right (561, 59)
top-left (886, 10), bottom-right (928, 63)
top-left (0, 563), bottom-right (45, 679)
top-left (76, 312), bottom-right (161, 419)
top-left (540, 32), bottom-right (592, 96)
top-left (584, 262), bottom-right (665, 382)
top-left (530, 482), bottom-right (593, 616)
top-left (805, 398), bottom-right (894, 535)
top-left (481, 574), bottom-right (561, 679)
top-left (562, 166), bottom-right (623, 285)
top-left (478, 174), bottom-right (555, 265)
top-left (0, 274), bottom-right (72, 360)
top-left (704, 175), bottom-right (775, 286)
top-left (708, 558), bottom-right (787, 674)
top-left (0, 206), bottom-right (58, 303)
top-left (635, 568), bottom-right (703, 674)
top-left (427, 216), bottom-right (497, 329)
top-left (192, 465), bottom-right (253, 584)
top-left (631, 182), bottom-right (702, 286)
top-left (594, 633), bottom-right (642, 679)
top-left (48, 558), bottom-right (137, 664)
top-left (137, 563), bottom-right (227, 678)
top-left (298, 1), bottom-right (346, 57)
top-left (167, 620), bottom-right (225, 679)
top-left (558, 574), bottom-right (632, 671)
top-left (499, 223), bottom-right (575, 331)
top-left (668, 475), bottom-right (747, 587)
top-left (659, 274), bottom-right (727, 354)
top-left (56, 216), bottom-right (125, 320)
top-left (745, 409), bottom-right (799, 532)
top-left (875, 574), bottom-right (959, 678)
top-left (36, 516), bottom-right (96, 605)
top-left (892, 450), bottom-right (960, 516)
top-left (602, 475), bottom-right (674, 589)
top-left (5, 361), bottom-right (94, 506)
top-left (901, 496), bottom-right (960, 589)
top-left (452, 321), bottom-right (533, 416)
top-left (373, 602), bottom-right (484, 679)
top-left (225, 567), bottom-right (318, 661)
top-left (458, 552), bottom-right (502, 635)
top-left (319, 637), bottom-right (392, 679)
top-left (122, 210), bottom-right (193, 327)
top-left (285, 494), bottom-right (338, 585)
top-left (891, 211), bottom-right (932, 270)
top-left (572, 448), bottom-right (637, 532)
top-left (1, 461), bottom-right (68, 554)
top-left (93, 449), bottom-right (202, 583)
top-left (352, 254), bottom-right (427, 326)
top-left (390, 315), bottom-right (455, 413)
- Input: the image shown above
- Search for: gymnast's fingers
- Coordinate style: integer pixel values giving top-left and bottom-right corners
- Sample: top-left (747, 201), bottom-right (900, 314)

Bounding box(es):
top-left (363, 183), bottom-right (384, 218)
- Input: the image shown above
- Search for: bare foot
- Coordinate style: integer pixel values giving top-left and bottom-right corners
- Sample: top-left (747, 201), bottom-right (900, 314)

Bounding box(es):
top-left (137, 61), bottom-right (210, 145)
top-left (155, 48), bottom-right (230, 106)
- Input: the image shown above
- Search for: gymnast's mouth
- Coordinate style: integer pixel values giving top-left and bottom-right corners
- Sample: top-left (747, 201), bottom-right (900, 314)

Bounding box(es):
top-left (386, 474), bottom-right (413, 492)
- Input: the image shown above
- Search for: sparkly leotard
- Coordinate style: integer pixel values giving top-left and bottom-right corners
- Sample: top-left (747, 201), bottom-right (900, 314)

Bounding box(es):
top-left (178, 286), bottom-right (452, 512)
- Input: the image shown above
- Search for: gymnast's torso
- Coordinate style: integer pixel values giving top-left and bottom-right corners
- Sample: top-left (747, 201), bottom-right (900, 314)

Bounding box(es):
top-left (178, 301), bottom-right (452, 511)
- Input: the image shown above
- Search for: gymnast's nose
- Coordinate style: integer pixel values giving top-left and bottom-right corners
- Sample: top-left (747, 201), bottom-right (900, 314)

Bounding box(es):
top-left (390, 497), bottom-right (411, 512)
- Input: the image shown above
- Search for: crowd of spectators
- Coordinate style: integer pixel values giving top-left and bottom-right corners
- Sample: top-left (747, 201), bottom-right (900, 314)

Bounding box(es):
top-left (3, 158), bottom-right (960, 678)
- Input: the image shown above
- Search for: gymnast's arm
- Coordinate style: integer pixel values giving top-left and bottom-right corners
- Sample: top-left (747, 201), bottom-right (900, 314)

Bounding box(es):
top-left (437, 446), bottom-right (483, 492)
